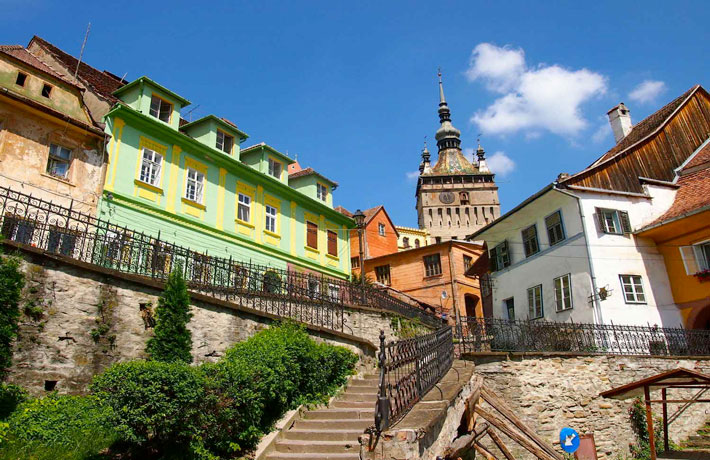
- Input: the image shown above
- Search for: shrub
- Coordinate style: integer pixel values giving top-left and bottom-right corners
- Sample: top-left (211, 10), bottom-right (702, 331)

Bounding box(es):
top-left (91, 360), bottom-right (205, 447)
top-left (0, 393), bottom-right (117, 460)
top-left (0, 383), bottom-right (27, 419)
top-left (146, 268), bottom-right (193, 363)
top-left (0, 255), bottom-right (25, 377)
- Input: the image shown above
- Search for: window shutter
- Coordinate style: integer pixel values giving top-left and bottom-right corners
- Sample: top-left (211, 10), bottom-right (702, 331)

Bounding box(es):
top-left (594, 208), bottom-right (606, 233)
top-left (307, 222), bottom-right (318, 249)
top-left (489, 249), bottom-right (498, 272)
top-left (619, 211), bottom-right (632, 234)
top-left (679, 246), bottom-right (700, 274)
top-left (502, 240), bottom-right (510, 267)
top-left (527, 288), bottom-right (534, 318)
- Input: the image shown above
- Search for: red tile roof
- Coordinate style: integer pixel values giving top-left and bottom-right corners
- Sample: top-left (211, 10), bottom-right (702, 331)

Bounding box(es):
top-left (684, 141), bottom-right (710, 170)
top-left (288, 167), bottom-right (338, 187)
top-left (335, 206), bottom-right (353, 217)
top-left (0, 45), bottom-right (81, 89)
top-left (28, 36), bottom-right (124, 102)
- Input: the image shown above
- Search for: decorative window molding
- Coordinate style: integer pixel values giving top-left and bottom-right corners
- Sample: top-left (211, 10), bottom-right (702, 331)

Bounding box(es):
top-left (138, 148), bottom-right (163, 187)
top-left (184, 168), bottom-right (204, 204)
top-left (237, 193), bottom-right (251, 223)
top-left (265, 205), bottom-right (277, 233)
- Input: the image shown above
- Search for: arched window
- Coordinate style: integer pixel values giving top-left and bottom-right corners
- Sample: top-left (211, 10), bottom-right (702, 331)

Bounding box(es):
top-left (415, 239), bottom-right (421, 248)
top-left (403, 237), bottom-right (410, 248)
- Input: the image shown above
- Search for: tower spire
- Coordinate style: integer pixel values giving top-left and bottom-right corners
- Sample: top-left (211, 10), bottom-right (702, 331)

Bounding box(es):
top-left (434, 69), bottom-right (461, 152)
top-left (419, 136), bottom-right (431, 173)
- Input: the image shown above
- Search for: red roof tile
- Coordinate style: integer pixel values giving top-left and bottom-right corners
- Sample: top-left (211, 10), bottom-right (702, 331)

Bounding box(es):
top-left (684, 141), bottom-right (710, 170)
top-left (335, 206), bottom-right (353, 217)
top-left (0, 45), bottom-right (80, 89)
top-left (28, 36), bottom-right (124, 102)
top-left (646, 167), bottom-right (710, 225)
top-left (288, 167), bottom-right (338, 187)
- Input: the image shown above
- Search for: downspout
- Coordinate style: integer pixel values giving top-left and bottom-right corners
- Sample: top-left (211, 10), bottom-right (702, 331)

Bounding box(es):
top-left (448, 242), bottom-right (460, 325)
top-left (554, 185), bottom-right (604, 324)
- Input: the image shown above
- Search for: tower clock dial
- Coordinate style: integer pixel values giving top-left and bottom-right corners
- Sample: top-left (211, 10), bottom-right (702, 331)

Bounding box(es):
top-left (439, 192), bottom-right (455, 204)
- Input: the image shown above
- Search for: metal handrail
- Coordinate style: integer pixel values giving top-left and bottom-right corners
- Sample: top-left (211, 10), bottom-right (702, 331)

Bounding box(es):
top-left (0, 186), bottom-right (441, 332)
top-left (456, 317), bottom-right (710, 356)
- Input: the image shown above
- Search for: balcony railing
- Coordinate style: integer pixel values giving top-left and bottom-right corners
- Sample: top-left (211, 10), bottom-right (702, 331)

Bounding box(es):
top-left (457, 317), bottom-right (710, 356)
top-left (0, 186), bottom-right (441, 333)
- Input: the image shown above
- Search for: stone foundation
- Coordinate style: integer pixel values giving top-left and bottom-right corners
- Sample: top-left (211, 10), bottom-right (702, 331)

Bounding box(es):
top-left (8, 248), bottom-right (407, 395)
top-left (469, 353), bottom-right (710, 459)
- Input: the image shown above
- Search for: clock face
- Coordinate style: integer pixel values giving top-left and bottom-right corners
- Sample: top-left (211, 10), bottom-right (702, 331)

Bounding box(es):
top-left (439, 192), bottom-right (455, 204)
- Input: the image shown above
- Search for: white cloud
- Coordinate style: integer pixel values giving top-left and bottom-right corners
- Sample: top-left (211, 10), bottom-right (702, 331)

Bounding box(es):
top-left (405, 171), bottom-right (420, 181)
top-left (628, 80), bottom-right (666, 104)
top-left (467, 43), bottom-right (607, 137)
top-left (592, 122), bottom-right (610, 143)
top-left (486, 151), bottom-right (516, 177)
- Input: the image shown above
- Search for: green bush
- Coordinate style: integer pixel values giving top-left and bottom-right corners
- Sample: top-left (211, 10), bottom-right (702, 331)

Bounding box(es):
top-left (0, 255), bottom-right (25, 377)
top-left (146, 268), bottom-right (193, 363)
top-left (0, 393), bottom-right (117, 460)
top-left (0, 383), bottom-right (27, 419)
top-left (91, 360), bottom-right (205, 447)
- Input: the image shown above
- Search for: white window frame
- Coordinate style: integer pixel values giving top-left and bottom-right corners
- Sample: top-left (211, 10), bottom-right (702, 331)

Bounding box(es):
top-left (216, 130), bottom-right (234, 154)
top-left (237, 193), bottom-right (251, 222)
top-left (527, 284), bottom-right (543, 319)
top-left (553, 274), bottom-right (572, 312)
top-left (184, 168), bottom-right (204, 203)
top-left (265, 205), bottom-right (277, 233)
top-left (597, 208), bottom-right (632, 235)
top-left (268, 158), bottom-right (282, 179)
top-left (317, 183), bottom-right (328, 201)
top-left (308, 278), bottom-right (320, 298)
top-left (139, 148), bottom-right (163, 187)
top-left (47, 143), bottom-right (72, 179)
top-left (619, 274), bottom-right (646, 304)
top-left (328, 283), bottom-right (340, 302)
top-left (680, 240), bottom-right (710, 274)
top-left (378, 223), bottom-right (386, 236)
top-left (149, 95), bottom-right (172, 123)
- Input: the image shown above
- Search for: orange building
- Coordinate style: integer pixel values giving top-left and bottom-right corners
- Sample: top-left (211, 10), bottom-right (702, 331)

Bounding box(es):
top-left (362, 240), bottom-right (486, 320)
top-left (637, 140), bottom-right (710, 330)
top-left (337, 205), bottom-right (399, 275)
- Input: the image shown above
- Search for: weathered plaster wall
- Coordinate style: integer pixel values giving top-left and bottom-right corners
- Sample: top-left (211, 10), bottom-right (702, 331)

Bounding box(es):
top-left (9, 250), bottom-right (400, 395)
top-left (471, 353), bottom-right (710, 459)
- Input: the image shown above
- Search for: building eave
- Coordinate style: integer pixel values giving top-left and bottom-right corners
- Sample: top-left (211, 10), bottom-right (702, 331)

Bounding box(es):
top-left (180, 115), bottom-right (249, 141)
top-left (635, 205), bottom-right (710, 235)
top-left (113, 76), bottom-right (191, 106)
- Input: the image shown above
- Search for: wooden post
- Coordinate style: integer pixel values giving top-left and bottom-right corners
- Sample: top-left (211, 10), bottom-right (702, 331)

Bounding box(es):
top-left (473, 442), bottom-right (499, 460)
top-left (488, 429), bottom-right (517, 460)
top-left (662, 388), bottom-right (669, 453)
top-left (644, 385), bottom-right (657, 460)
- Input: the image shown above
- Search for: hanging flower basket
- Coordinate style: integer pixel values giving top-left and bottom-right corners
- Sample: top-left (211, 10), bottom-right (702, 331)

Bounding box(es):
top-left (694, 269), bottom-right (710, 282)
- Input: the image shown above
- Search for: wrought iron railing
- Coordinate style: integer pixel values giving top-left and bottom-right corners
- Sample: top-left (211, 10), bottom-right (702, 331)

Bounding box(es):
top-left (374, 325), bottom-right (454, 431)
top-left (457, 317), bottom-right (710, 356)
top-left (0, 186), bottom-right (441, 332)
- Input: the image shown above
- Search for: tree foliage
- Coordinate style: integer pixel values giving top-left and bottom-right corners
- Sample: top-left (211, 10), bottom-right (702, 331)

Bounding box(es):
top-left (146, 268), bottom-right (193, 363)
top-left (0, 255), bottom-right (25, 377)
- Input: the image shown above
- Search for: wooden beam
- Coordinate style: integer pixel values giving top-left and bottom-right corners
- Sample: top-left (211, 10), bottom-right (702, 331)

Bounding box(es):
top-left (662, 388), bottom-right (669, 453)
top-left (466, 375), bottom-right (484, 432)
top-left (647, 399), bottom-right (710, 403)
top-left (474, 405), bottom-right (559, 460)
top-left (481, 386), bottom-right (563, 460)
top-left (444, 422), bottom-right (489, 459)
top-left (474, 441), bottom-right (499, 460)
top-left (644, 385), bottom-right (657, 460)
top-left (488, 429), bottom-right (517, 460)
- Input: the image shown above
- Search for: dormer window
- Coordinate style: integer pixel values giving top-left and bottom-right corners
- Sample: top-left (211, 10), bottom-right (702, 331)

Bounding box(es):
top-left (15, 72), bottom-right (27, 87)
top-left (268, 158), bottom-right (282, 179)
top-left (216, 130), bottom-right (234, 154)
top-left (149, 95), bottom-right (172, 123)
top-left (41, 84), bottom-right (52, 98)
top-left (316, 183), bottom-right (328, 202)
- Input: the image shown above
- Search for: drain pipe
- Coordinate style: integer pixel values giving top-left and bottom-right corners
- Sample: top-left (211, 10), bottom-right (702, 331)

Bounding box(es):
top-left (554, 185), bottom-right (604, 324)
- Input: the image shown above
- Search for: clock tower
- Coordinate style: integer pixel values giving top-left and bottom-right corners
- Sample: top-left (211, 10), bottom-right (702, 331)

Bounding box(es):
top-left (415, 71), bottom-right (500, 242)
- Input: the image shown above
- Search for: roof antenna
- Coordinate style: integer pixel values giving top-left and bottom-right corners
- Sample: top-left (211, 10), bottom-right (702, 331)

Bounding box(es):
top-left (184, 104), bottom-right (201, 121)
top-left (73, 23), bottom-right (91, 82)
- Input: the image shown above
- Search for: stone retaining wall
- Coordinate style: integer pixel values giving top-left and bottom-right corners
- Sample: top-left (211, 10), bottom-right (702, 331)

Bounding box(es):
top-left (9, 249), bottom-right (406, 395)
top-left (469, 353), bottom-right (710, 460)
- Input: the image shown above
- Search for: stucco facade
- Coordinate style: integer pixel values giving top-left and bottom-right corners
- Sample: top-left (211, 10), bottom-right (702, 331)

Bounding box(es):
top-left (101, 76), bottom-right (353, 279)
top-left (0, 44), bottom-right (106, 214)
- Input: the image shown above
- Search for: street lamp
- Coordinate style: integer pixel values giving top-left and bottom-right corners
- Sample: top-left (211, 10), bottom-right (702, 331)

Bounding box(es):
top-left (353, 209), bottom-right (366, 301)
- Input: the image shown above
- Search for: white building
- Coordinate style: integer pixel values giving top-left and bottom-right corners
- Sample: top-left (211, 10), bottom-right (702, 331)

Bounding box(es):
top-left (470, 85), bottom-right (710, 327)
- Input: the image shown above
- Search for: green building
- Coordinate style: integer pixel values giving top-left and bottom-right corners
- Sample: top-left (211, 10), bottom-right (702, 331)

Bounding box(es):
top-left (100, 76), bottom-right (352, 279)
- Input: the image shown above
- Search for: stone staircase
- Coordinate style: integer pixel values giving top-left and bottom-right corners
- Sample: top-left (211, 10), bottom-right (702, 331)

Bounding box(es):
top-left (263, 373), bottom-right (379, 460)
top-left (681, 419), bottom-right (710, 451)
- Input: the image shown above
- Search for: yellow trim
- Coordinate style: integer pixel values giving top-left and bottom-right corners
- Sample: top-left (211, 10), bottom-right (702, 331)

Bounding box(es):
top-left (236, 181), bottom-right (256, 237)
top-left (267, 155), bottom-right (284, 181)
top-left (305, 245), bottom-right (319, 260)
top-left (134, 179), bottom-right (163, 194)
top-left (216, 168), bottom-right (227, 230)
top-left (165, 145), bottom-right (182, 213)
top-left (290, 201), bottom-right (297, 256)
top-left (319, 214), bottom-right (326, 265)
top-left (316, 182), bottom-right (330, 204)
top-left (181, 197), bottom-right (206, 210)
top-left (325, 225), bottom-right (340, 261)
top-left (255, 185), bottom-right (264, 244)
top-left (304, 211), bottom-right (320, 254)
top-left (236, 219), bottom-right (254, 228)
top-left (107, 118), bottom-right (125, 190)
top-left (263, 193), bottom-right (281, 241)
top-left (181, 157), bottom-right (208, 217)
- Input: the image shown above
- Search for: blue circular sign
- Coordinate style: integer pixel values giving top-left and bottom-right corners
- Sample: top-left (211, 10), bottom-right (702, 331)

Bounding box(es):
top-left (559, 427), bottom-right (580, 453)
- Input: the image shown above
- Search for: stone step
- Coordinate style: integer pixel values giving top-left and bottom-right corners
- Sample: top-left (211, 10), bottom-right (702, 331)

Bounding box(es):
top-left (274, 440), bottom-right (359, 454)
top-left (343, 386), bottom-right (378, 395)
top-left (293, 418), bottom-right (372, 430)
top-left (265, 454), bottom-right (360, 460)
top-left (304, 408), bottom-right (374, 420)
top-left (348, 378), bottom-right (379, 387)
top-left (337, 392), bottom-right (378, 402)
top-left (330, 400), bottom-right (374, 409)
top-left (282, 429), bottom-right (363, 441)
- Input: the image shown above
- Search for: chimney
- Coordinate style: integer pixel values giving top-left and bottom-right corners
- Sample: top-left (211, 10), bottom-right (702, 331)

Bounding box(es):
top-left (607, 103), bottom-right (633, 143)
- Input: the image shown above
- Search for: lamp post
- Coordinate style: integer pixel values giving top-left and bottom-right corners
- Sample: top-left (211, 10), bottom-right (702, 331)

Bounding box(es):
top-left (353, 209), bottom-right (366, 304)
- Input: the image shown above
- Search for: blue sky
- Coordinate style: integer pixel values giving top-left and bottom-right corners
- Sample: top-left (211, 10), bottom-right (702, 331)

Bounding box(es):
top-left (5, 1), bottom-right (709, 227)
